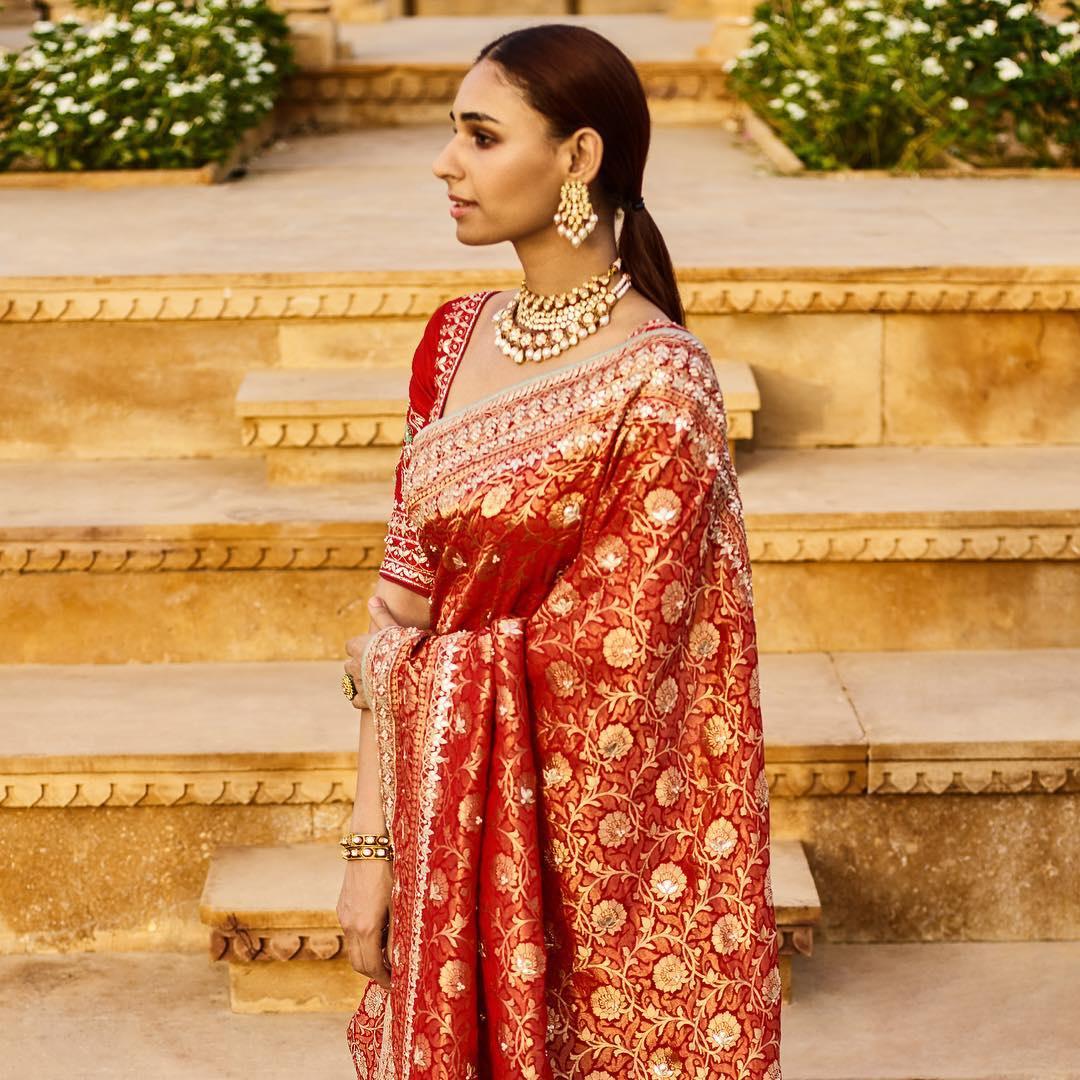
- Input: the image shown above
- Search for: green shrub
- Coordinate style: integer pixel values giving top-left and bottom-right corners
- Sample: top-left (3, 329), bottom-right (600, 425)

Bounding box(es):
top-left (725, 0), bottom-right (1079, 170)
top-left (0, 0), bottom-right (297, 171)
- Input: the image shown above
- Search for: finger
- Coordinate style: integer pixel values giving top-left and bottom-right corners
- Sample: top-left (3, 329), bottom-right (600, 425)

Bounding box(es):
top-left (357, 932), bottom-right (391, 989)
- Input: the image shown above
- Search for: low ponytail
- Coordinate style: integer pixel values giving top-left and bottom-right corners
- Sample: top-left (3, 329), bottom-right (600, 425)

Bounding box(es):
top-left (617, 203), bottom-right (685, 327)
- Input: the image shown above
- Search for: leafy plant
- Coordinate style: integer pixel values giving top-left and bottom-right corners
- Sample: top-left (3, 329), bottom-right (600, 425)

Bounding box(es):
top-left (725, 0), bottom-right (1079, 170)
top-left (0, 0), bottom-right (297, 171)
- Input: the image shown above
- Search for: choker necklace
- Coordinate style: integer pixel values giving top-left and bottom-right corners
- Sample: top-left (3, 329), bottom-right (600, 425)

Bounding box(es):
top-left (492, 257), bottom-right (633, 365)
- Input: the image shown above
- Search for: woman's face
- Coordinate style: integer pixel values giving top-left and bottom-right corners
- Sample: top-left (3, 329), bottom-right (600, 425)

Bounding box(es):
top-left (432, 60), bottom-right (581, 247)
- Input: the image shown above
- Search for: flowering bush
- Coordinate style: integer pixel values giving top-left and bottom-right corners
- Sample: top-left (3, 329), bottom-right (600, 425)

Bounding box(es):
top-left (0, 0), bottom-right (296, 171)
top-left (725, 0), bottom-right (1079, 170)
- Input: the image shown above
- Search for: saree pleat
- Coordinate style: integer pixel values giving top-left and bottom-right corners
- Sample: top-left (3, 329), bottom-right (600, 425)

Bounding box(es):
top-left (347, 309), bottom-right (782, 1080)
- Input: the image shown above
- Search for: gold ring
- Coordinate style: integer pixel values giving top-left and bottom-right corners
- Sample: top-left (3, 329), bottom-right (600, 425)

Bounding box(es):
top-left (342, 673), bottom-right (357, 700)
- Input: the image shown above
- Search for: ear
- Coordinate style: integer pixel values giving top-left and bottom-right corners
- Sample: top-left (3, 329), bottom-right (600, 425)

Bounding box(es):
top-left (561, 127), bottom-right (604, 187)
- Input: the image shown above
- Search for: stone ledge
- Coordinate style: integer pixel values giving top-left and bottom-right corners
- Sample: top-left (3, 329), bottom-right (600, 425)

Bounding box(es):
top-left (198, 838), bottom-right (819, 1010)
top-left (3, 265), bottom-right (1079, 322)
top-left (235, 360), bottom-right (759, 481)
top-left (2, 649), bottom-right (1077, 806)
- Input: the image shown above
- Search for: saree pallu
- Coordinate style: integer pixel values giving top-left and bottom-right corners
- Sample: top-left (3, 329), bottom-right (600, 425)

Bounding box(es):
top-left (348, 314), bottom-right (783, 1080)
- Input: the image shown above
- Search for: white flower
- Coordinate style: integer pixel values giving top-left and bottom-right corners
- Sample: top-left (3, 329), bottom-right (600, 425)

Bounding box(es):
top-left (785, 102), bottom-right (807, 120)
top-left (949, 95), bottom-right (969, 110)
top-left (132, 0), bottom-right (153, 10)
top-left (89, 109), bottom-right (108, 125)
top-left (921, 56), bottom-right (944, 76)
top-left (32, 19), bottom-right (55, 32)
top-left (55, 96), bottom-right (76, 114)
top-left (1005, 3), bottom-right (1029, 17)
top-left (131, 27), bottom-right (151, 44)
top-left (782, 81), bottom-right (801, 96)
top-left (39, 119), bottom-right (59, 137)
top-left (88, 72), bottom-right (109, 88)
top-left (995, 57), bottom-right (1023, 80)
top-left (922, 0), bottom-right (946, 7)
top-left (768, 97), bottom-right (784, 109)
top-left (1040, 49), bottom-right (1061, 66)
top-left (867, 53), bottom-right (887, 65)
top-left (883, 15), bottom-right (908, 38)
top-left (910, 18), bottom-right (930, 32)
top-left (169, 120), bottom-right (191, 136)
top-left (891, 77), bottom-right (905, 91)
top-left (145, 115), bottom-right (159, 131)
top-left (39, 82), bottom-right (57, 95)
top-left (157, 0), bottom-right (176, 10)
top-left (1056, 21), bottom-right (1078, 36)
top-left (120, 77), bottom-right (139, 90)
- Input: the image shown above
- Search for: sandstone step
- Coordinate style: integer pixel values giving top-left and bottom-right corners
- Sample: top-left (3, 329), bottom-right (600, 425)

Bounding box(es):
top-left (2, 942), bottom-right (1078, 1078)
top-left (4, 263), bottom-right (1077, 462)
top-left (1, 445), bottom-right (1077, 661)
top-left (283, 15), bottom-right (731, 130)
top-left (3, 649), bottom-right (1076, 953)
top-left (235, 360), bottom-right (760, 483)
top-left (197, 837), bottom-right (820, 1012)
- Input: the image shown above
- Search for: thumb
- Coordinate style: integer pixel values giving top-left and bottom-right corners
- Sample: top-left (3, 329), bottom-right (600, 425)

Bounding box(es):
top-left (368, 596), bottom-right (398, 629)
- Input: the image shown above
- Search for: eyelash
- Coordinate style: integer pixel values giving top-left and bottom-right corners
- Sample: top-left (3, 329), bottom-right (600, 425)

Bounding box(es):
top-left (451, 128), bottom-right (495, 148)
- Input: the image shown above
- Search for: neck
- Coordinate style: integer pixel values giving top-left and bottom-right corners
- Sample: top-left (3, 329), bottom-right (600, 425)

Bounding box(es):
top-left (513, 226), bottom-right (619, 297)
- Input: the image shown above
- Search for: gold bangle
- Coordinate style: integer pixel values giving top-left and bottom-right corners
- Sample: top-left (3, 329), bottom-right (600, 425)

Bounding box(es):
top-left (340, 832), bottom-right (394, 861)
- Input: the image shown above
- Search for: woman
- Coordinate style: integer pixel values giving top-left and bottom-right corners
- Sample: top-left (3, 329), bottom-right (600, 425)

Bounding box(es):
top-left (337, 23), bottom-right (782, 1080)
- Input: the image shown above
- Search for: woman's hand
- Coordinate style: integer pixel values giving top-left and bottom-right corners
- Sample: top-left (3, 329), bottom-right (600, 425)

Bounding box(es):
top-left (336, 857), bottom-right (394, 988)
top-left (344, 598), bottom-right (401, 710)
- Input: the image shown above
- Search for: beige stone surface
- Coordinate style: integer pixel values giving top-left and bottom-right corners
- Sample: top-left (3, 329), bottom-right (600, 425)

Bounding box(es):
top-left (3, 126), bottom-right (1079, 277)
top-left (2, 942), bottom-right (1079, 1076)
top-left (2, 567), bottom-right (378, 663)
top-left (769, 792), bottom-right (1080, 942)
top-left (0, 804), bottom-right (339, 953)
top-left (0, 952), bottom-right (356, 1078)
top-left (755, 561), bottom-right (1080, 653)
top-left (882, 312), bottom-right (1080, 446)
top-left (832, 647), bottom-right (1080, 758)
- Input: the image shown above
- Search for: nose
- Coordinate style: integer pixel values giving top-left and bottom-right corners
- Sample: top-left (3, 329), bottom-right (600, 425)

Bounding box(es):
top-left (431, 134), bottom-right (460, 184)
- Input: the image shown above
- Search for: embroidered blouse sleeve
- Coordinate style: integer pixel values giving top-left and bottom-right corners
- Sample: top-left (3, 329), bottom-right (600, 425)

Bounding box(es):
top-left (377, 304), bottom-right (447, 599)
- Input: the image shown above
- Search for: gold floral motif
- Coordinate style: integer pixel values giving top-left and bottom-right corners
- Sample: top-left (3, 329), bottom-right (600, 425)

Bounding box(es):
top-left (688, 620), bottom-right (722, 662)
top-left (705, 1010), bottom-right (742, 1051)
top-left (712, 913), bottom-right (749, 955)
top-left (542, 752), bottom-right (573, 789)
top-left (602, 626), bottom-right (639, 669)
top-left (438, 958), bottom-right (470, 997)
top-left (703, 714), bottom-right (734, 757)
top-left (648, 1047), bottom-right (683, 1078)
top-left (660, 580), bottom-right (687, 624)
top-left (655, 766), bottom-right (685, 807)
top-left (654, 677), bottom-right (679, 715)
top-left (597, 810), bottom-right (633, 848)
top-left (589, 985), bottom-right (625, 1021)
top-left (597, 722), bottom-right (634, 761)
top-left (651, 953), bottom-right (690, 992)
top-left (594, 535), bottom-right (629, 572)
top-left (544, 660), bottom-right (578, 698)
top-left (643, 486), bottom-right (682, 526)
top-left (511, 942), bottom-right (545, 982)
top-left (493, 853), bottom-right (517, 892)
top-left (650, 862), bottom-right (688, 902)
top-left (589, 898), bottom-right (628, 934)
top-left (704, 816), bottom-right (738, 859)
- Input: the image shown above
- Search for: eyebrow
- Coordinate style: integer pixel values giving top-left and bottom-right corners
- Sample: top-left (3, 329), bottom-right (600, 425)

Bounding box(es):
top-left (449, 109), bottom-right (503, 125)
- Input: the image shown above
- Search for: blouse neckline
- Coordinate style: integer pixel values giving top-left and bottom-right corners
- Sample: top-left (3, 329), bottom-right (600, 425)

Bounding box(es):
top-left (422, 290), bottom-right (684, 443)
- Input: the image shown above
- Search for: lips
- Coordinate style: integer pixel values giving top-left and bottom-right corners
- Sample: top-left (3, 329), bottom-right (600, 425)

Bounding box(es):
top-left (449, 195), bottom-right (476, 206)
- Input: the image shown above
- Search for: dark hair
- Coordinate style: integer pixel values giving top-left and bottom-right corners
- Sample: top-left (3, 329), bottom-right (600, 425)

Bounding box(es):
top-left (475, 24), bottom-right (685, 327)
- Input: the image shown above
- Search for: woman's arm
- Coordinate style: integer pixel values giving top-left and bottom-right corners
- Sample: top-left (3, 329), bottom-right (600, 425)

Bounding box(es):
top-left (337, 577), bottom-right (432, 988)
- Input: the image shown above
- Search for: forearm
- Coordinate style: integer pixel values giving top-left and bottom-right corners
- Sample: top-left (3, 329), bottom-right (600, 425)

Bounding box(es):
top-left (349, 705), bottom-right (387, 835)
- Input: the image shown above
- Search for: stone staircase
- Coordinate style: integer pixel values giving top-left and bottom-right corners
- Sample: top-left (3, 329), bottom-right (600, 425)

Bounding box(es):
top-left (2, 12), bottom-right (1079, 1076)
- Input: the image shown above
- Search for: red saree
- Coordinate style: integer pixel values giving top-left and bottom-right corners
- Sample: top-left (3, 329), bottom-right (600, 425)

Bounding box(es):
top-left (347, 292), bottom-right (782, 1080)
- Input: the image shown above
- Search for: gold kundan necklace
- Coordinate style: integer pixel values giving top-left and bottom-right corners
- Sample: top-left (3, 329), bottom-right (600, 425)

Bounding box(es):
top-left (491, 257), bottom-right (633, 365)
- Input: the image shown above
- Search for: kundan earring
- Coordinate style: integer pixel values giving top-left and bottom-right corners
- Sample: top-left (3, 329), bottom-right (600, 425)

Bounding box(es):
top-left (553, 179), bottom-right (598, 247)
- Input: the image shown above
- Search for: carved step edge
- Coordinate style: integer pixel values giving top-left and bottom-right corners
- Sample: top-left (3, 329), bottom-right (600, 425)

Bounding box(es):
top-left (234, 360), bottom-right (760, 484)
top-left (198, 839), bottom-right (820, 1013)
